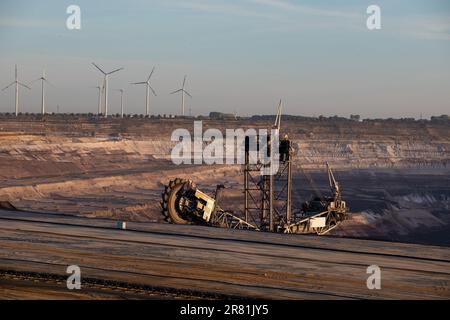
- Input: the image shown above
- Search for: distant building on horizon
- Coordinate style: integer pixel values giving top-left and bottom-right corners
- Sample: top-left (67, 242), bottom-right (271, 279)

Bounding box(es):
top-left (209, 112), bottom-right (236, 120)
top-left (431, 114), bottom-right (450, 122)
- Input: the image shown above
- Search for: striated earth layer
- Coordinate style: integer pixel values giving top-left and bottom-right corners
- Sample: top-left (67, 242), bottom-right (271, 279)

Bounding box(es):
top-left (0, 116), bottom-right (448, 245)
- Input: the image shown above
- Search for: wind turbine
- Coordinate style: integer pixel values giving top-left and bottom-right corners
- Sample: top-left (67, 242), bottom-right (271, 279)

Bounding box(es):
top-left (92, 63), bottom-right (123, 117)
top-left (2, 65), bottom-right (30, 116)
top-left (131, 67), bottom-right (156, 116)
top-left (170, 75), bottom-right (192, 116)
top-left (31, 70), bottom-right (53, 115)
top-left (115, 89), bottom-right (124, 118)
top-left (92, 84), bottom-right (103, 116)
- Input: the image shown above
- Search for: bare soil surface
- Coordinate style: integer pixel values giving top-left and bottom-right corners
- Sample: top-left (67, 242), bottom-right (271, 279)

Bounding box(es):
top-left (0, 209), bottom-right (449, 299)
top-left (0, 117), bottom-right (449, 246)
top-left (0, 117), bottom-right (449, 299)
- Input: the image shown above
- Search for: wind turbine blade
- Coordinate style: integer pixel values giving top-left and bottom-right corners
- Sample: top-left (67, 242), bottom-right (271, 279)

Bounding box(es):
top-left (131, 82), bottom-right (147, 85)
top-left (92, 62), bottom-right (106, 74)
top-left (182, 75), bottom-right (186, 89)
top-left (2, 82), bottom-right (15, 91)
top-left (170, 89), bottom-right (182, 95)
top-left (44, 79), bottom-right (57, 88)
top-left (149, 86), bottom-right (157, 96)
top-left (30, 78), bottom-right (42, 85)
top-left (147, 67), bottom-right (155, 82)
top-left (107, 67), bottom-right (124, 75)
top-left (18, 82), bottom-right (31, 89)
top-left (184, 90), bottom-right (192, 98)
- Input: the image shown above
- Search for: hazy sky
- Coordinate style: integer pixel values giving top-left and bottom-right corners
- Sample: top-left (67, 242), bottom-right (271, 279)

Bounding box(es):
top-left (0, 0), bottom-right (449, 118)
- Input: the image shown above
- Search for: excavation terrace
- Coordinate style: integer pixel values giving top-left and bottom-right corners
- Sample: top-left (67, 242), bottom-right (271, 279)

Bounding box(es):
top-left (0, 114), bottom-right (449, 299)
top-left (0, 114), bottom-right (449, 245)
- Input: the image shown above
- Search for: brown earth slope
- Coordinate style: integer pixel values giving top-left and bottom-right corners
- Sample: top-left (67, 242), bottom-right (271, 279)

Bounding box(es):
top-left (0, 116), bottom-right (448, 245)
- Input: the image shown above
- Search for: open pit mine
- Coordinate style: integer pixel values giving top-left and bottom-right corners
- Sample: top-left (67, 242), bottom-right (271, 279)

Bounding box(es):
top-left (0, 114), bottom-right (449, 299)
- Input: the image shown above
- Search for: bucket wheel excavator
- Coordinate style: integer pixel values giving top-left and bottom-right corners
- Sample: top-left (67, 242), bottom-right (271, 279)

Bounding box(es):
top-left (161, 178), bottom-right (257, 230)
top-left (161, 163), bottom-right (347, 235)
top-left (161, 103), bottom-right (348, 235)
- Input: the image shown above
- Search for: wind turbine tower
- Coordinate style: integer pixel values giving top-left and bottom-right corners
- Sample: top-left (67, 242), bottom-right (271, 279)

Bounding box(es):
top-left (92, 63), bottom-right (123, 117)
top-left (170, 75), bottom-right (192, 116)
top-left (2, 65), bottom-right (30, 116)
top-left (116, 89), bottom-right (124, 118)
top-left (131, 67), bottom-right (156, 116)
top-left (32, 70), bottom-right (52, 115)
top-left (93, 84), bottom-right (103, 116)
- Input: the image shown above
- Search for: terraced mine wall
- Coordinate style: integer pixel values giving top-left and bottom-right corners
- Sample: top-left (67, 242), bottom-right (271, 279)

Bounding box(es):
top-left (0, 116), bottom-right (448, 246)
top-left (0, 116), bottom-right (448, 175)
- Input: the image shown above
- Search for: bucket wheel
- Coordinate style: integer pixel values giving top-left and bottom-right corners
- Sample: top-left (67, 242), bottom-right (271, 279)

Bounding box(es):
top-left (161, 178), bottom-right (196, 224)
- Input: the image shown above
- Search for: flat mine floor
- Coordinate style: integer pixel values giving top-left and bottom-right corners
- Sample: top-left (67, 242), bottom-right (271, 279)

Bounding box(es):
top-left (0, 209), bottom-right (449, 299)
